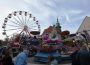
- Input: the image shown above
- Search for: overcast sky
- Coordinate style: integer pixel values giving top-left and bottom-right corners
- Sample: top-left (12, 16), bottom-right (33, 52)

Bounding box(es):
top-left (0, 0), bottom-right (90, 40)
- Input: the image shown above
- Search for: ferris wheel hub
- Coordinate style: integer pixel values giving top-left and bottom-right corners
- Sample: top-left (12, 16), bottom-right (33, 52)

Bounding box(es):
top-left (23, 25), bottom-right (28, 31)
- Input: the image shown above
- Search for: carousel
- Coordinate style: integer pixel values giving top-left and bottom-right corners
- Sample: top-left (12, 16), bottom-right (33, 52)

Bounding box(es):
top-left (34, 27), bottom-right (63, 63)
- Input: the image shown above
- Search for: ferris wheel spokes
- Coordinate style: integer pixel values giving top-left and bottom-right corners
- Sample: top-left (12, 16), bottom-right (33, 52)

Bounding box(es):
top-left (2, 11), bottom-right (41, 38)
top-left (25, 16), bottom-right (27, 25)
top-left (21, 14), bottom-right (26, 25)
top-left (26, 14), bottom-right (32, 22)
top-left (28, 21), bottom-right (37, 26)
top-left (16, 15), bottom-right (24, 26)
top-left (5, 28), bottom-right (22, 31)
top-left (6, 24), bottom-right (21, 28)
top-left (9, 20), bottom-right (22, 27)
top-left (13, 17), bottom-right (23, 26)
top-left (7, 29), bottom-right (22, 37)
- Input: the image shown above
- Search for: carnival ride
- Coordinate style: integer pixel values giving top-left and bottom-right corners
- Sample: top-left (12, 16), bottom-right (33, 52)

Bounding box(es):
top-left (2, 11), bottom-right (41, 45)
top-left (2, 11), bottom-right (41, 57)
top-left (34, 33), bottom-right (63, 63)
top-left (2, 11), bottom-right (40, 38)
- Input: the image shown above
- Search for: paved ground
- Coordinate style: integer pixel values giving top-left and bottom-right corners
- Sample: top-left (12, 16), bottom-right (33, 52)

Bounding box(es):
top-left (27, 63), bottom-right (71, 65)
top-left (27, 57), bottom-right (71, 65)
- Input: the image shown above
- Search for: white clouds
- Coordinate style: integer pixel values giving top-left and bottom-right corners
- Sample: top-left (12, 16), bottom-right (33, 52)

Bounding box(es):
top-left (0, 0), bottom-right (90, 39)
top-left (69, 10), bottom-right (83, 14)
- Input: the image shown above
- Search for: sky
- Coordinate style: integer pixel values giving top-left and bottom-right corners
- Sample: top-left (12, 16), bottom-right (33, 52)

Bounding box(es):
top-left (0, 0), bottom-right (90, 40)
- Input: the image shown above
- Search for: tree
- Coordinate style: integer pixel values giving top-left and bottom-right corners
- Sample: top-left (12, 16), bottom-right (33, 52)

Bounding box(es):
top-left (61, 30), bottom-right (70, 36)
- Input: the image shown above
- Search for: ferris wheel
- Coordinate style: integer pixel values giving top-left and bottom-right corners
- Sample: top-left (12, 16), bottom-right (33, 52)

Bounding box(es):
top-left (2, 11), bottom-right (41, 38)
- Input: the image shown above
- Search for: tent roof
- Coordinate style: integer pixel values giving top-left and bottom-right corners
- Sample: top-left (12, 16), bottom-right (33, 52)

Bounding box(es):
top-left (77, 16), bottom-right (90, 34)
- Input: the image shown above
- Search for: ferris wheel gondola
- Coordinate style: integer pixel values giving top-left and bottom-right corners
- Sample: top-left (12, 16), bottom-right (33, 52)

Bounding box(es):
top-left (2, 11), bottom-right (41, 38)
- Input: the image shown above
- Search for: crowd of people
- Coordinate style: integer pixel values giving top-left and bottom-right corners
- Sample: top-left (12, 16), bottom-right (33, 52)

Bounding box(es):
top-left (0, 35), bottom-right (90, 65)
top-left (0, 46), bottom-right (29, 65)
top-left (0, 36), bottom-right (41, 65)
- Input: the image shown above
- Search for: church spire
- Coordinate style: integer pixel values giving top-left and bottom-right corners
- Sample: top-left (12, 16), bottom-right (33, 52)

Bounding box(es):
top-left (56, 17), bottom-right (61, 28)
top-left (55, 17), bottom-right (61, 33)
top-left (57, 17), bottom-right (59, 23)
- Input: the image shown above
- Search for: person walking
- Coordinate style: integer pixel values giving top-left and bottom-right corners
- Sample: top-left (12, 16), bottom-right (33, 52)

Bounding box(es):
top-left (14, 47), bottom-right (29, 65)
top-left (70, 49), bottom-right (79, 65)
top-left (77, 45), bottom-right (88, 65)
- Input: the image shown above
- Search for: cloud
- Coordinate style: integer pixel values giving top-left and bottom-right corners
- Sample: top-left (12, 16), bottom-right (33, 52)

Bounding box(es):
top-left (0, 0), bottom-right (90, 39)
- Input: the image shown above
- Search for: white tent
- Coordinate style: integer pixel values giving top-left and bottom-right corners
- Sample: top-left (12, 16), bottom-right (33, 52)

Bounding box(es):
top-left (77, 16), bottom-right (90, 43)
top-left (77, 16), bottom-right (90, 35)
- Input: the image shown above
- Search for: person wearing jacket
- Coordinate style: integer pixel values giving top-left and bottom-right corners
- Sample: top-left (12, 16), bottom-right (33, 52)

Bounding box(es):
top-left (2, 47), bottom-right (14, 65)
top-left (70, 49), bottom-right (79, 65)
top-left (14, 47), bottom-right (29, 65)
top-left (76, 45), bottom-right (88, 65)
